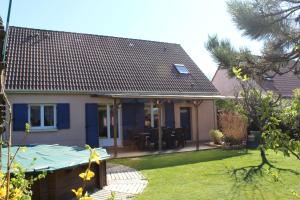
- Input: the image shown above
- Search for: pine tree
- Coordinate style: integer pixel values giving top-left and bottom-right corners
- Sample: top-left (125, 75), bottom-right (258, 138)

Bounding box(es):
top-left (0, 16), bottom-right (5, 65)
top-left (206, 1), bottom-right (300, 178)
top-left (206, 0), bottom-right (300, 78)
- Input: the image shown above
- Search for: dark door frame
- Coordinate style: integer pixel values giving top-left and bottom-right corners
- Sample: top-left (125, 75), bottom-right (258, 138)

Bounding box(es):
top-left (180, 107), bottom-right (192, 141)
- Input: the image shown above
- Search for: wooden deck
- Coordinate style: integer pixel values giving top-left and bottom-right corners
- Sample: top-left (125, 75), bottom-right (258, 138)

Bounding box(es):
top-left (107, 142), bottom-right (218, 158)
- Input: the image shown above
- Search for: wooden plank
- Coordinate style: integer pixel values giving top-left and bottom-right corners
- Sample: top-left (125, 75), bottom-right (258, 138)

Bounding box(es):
top-left (47, 172), bottom-right (57, 200)
top-left (31, 178), bottom-right (41, 200)
top-left (98, 160), bottom-right (107, 189)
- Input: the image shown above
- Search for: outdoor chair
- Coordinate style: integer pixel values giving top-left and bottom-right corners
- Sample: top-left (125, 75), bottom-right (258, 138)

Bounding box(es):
top-left (127, 129), bottom-right (140, 150)
top-left (175, 128), bottom-right (185, 147)
top-left (147, 128), bottom-right (159, 150)
top-left (163, 128), bottom-right (176, 149)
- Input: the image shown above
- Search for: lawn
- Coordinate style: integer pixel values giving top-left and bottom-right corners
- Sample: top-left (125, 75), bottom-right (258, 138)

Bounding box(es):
top-left (110, 149), bottom-right (300, 200)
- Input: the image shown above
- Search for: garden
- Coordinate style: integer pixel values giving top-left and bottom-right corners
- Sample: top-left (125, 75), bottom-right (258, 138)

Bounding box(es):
top-left (111, 149), bottom-right (300, 200)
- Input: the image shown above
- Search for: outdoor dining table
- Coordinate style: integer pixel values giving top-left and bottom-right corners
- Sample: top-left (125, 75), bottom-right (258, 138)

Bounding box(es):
top-left (135, 132), bottom-right (151, 150)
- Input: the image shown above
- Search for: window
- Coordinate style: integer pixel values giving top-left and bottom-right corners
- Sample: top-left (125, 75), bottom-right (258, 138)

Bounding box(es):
top-left (144, 104), bottom-right (151, 128)
top-left (263, 74), bottom-right (273, 81)
top-left (144, 103), bottom-right (159, 128)
top-left (152, 107), bottom-right (159, 128)
top-left (174, 64), bottom-right (189, 74)
top-left (29, 104), bottom-right (56, 130)
top-left (98, 105), bottom-right (108, 138)
top-left (265, 77), bottom-right (273, 81)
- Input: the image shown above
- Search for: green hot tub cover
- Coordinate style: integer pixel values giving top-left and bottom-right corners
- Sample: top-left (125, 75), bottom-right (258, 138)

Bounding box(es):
top-left (1, 144), bottom-right (110, 173)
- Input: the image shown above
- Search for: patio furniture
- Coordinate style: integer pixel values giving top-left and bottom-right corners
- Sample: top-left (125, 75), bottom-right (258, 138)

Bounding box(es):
top-left (163, 128), bottom-right (176, 148)
top-left (147, 128), bottom-right (159, 150)
top-left (175, 128), bottom-right (186, 147)
top-left (136, 132), bottom-right (151, 150)
top-left (127, 129), bottom-right (140, 150)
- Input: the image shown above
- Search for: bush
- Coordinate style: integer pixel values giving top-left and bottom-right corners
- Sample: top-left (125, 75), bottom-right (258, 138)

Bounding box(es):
top-left (209, 129), bottom-right (224, 145)
top-left (224, 135), bottom-right (243, 146)
top-left (218, 112), bottom-right (247, 140)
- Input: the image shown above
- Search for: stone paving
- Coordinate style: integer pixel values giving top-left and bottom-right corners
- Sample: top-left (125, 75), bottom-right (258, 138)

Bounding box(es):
top-left (91, 163), bottom-right (148, 200)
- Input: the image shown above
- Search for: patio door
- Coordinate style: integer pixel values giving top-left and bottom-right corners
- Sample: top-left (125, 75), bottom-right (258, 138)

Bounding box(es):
top-left (98, 105), bottom-right (122, 147)
top-left (180, 107), bottom-right (192, 140)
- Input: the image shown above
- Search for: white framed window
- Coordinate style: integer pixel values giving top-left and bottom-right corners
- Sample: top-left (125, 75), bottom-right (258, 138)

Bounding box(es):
top-left (28, 104), bottom-right (57, 130)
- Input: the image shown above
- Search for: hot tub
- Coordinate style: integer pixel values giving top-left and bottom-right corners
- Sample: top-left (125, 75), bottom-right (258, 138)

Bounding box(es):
top-left (2, 144), bottom-right (110, 200)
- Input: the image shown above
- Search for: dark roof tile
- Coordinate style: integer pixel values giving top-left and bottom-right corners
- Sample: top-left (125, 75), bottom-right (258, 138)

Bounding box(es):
top-left (5, 26), bottom-right (218, 95)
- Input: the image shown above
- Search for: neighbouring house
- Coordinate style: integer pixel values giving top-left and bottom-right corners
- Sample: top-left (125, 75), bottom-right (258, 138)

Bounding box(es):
top-left (4, 26), bottom-right (220, 148)
top-left (212, 68), bottom-right (300, 98)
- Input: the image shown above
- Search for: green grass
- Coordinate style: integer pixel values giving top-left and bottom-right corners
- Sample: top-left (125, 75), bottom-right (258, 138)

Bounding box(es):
top-left (110, 149), bottom-right (300, 200)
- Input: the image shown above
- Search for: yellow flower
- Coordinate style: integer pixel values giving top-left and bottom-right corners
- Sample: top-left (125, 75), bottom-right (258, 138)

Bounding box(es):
top-left (0, 171), bottom-right (4, 179)
top-left (90, 149), bottom-right (100, 165)
top-left (12, 163), bottom-right (21, 172)
top-left (25, 123), bottom-right (31, 134)
top-left (12, 188), bottom-right (23, 200)
top-left (80, 192), bottom-right (93, 200)
top-left (72, 187), bottom-right (83, 199)
top-left (20, 146), bottom-right (27, 153)
top-left (0, 186), bottom-right (7, 199)
top-left (79, 169), bottom-right (95, 181)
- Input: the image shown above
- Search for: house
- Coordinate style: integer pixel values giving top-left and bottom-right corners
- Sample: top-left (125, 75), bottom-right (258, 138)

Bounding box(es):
top-left (4, 26), bottom-right (219, 149)
top-left (212, 68), bottom-right (300, 98)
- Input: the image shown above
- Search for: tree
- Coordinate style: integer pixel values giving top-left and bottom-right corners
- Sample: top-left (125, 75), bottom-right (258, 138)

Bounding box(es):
top-left (0, 16), bottom-right (5, 69)
top-left (228, 0), bottom-right (300, 75)
top-left (206, 0), bottom-right (300, 180)
top-left (207, 0), bottom-right (300, 79)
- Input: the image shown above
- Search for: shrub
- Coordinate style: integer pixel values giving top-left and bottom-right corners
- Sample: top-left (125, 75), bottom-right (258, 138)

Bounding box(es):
top-left (218, 112), bottom-right (247, 140)
top-left (224, 136), bottom-right (243, 146)
top-left (209, 129), bottom-right (224, 145)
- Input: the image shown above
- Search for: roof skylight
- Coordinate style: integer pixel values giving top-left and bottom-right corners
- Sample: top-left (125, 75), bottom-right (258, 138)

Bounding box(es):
top-left (174, 64), bottom-right (189, 74)
top-left (263, 75), bottom-right (273, 81)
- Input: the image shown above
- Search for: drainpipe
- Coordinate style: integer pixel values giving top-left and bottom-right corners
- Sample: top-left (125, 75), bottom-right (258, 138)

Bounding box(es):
top-left (213, 99), bottom-right (217, 129)
top-left (2, 0), bottom-right (13, 63)
top-left (113, 98), bottom-right (118, 157)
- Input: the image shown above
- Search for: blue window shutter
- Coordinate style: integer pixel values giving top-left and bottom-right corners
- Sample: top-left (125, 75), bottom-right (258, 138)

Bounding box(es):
top-left (165, 103), bottom-right (175, 128)
top-left (57, 103), bottom-right (70, 129)
top-left (122, 103), bottom-right (136, 140)
top-left (85, 104), bottom-right (99, 148)
top-left (13, 104), bottom-right (28, 131)
top-left (122, 103), bottom-right (145, 139)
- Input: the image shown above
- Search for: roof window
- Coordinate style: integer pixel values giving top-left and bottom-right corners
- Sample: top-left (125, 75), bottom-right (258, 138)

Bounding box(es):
top-left (263, 75), bottom-right (273, 81)
top-left (174, 64), bottom-right (189, 74)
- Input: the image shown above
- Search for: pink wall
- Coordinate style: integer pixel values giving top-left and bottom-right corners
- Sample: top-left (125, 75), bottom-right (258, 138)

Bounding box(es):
top-left (174, 100), bottom-right (216, 142)
top-left (7, 94), bottom-right (113, 147)
top-left (7, 94), bottom-right (217, 146)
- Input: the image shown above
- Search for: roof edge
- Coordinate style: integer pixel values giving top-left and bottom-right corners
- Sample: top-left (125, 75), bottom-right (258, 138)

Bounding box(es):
top-left (9, 26), bottom-right (181, 46)
top-left (5, 89), bottom-right (220, 98)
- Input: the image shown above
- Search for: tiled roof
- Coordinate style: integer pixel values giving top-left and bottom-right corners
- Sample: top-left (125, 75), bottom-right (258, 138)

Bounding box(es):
top-left (270, 72), bottom-right (300, 97)
top-left (213, 68), bottom-right (300, 98)
top-left (5, 26), bottom-right (218, 96)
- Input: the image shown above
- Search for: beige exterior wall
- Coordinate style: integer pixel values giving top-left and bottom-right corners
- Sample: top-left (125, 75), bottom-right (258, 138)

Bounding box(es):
top-left (7, 94), bottom-right (113, 147)
top-left (174, 100), bottom-right (216, 142)
top-left (7, 94), bottom-right (217, 146)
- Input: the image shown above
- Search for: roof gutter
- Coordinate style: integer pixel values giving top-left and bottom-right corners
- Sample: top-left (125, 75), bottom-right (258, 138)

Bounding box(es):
top-left (5, 89), bottom-right (224, 99)
top-left (106, 93), bottom-right (225, 100)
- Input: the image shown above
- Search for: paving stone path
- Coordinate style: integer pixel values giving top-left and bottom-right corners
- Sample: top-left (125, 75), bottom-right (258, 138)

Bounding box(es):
top-left (91, 163), bottom-right (148, 200)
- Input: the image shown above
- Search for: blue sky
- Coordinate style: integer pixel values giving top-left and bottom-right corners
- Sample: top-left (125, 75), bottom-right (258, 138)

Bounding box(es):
top-left (0, 0), bottom-right (262, 79)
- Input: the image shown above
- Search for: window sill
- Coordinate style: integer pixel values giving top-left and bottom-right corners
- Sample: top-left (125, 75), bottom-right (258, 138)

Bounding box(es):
top-left (30, 128), bottom-right (58, 133)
